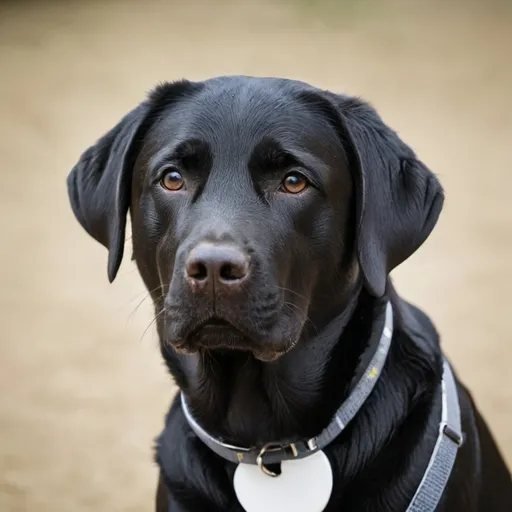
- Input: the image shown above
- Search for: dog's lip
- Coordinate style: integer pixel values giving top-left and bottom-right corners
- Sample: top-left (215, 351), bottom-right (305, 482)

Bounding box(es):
top-left (201, 317), bottom-right (231, 327)
top-left (185, 316), bottom-right (249, 345)
top-left (253, 349), bottom-right (286, 362)
top-left (168, 312), bottom-right (301, 359)
top-left (166, 315), bottom-right (249, 350)
top-left (253, 337), bottom-right (298, 362)
top-left (190, 316), bottom-right (234, 332)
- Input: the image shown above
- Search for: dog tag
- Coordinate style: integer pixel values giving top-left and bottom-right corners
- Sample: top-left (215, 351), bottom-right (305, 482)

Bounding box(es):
top-left (233, 450), bottom-right (333, 512)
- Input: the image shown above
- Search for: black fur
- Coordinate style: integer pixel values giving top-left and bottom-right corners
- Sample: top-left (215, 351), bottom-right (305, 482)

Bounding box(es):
top-left (67, 76), bottom-right (512, 511)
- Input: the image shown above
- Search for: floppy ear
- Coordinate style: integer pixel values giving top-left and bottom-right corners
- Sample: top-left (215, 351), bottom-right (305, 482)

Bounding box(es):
top-left (67, 80), bottom-right (201, 283)
top-left (66, 103), bottom-right (151, 282)
top-left (323, 94), bottom-right (444, 297)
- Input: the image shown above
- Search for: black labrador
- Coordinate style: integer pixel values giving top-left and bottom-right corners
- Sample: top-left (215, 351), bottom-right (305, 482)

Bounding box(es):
top-left (67, 76), bottom-right (512, 511)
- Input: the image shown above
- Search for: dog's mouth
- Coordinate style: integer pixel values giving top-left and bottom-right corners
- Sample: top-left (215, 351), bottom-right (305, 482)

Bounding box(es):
top-left (177, 316), bottom-right (286, 361)
top-left (168, 309), bottom-right (302, 362)
top-left (185, 316), bottom-right (248, 346)
top-left (192, 316), bottom-right (235, 332)
top-left (203, 317), bottom-right (231, 327)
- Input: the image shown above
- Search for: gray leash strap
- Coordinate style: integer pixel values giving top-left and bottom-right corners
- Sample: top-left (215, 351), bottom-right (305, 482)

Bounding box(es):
top-left (180, 302), bottom-right (393, 466)
top-left (406, 359), bottom-right (463, 512)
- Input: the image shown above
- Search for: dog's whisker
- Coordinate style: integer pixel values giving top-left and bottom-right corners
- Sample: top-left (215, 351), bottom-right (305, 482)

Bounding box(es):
top-left (139, 307), bottom-right (166, 344)
top-left (283, 301), bottom-right (318, 335)
top-left (276, 286), bottom-right (309, 303)
top-left (126, 284), bottom-right (166, 324)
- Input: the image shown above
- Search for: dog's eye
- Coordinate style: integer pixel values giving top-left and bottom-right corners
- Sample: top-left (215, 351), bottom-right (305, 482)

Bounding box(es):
top-left (160, 168), bottom-right (184, 191)
top-left (280, 172), bottom-right (309, 194)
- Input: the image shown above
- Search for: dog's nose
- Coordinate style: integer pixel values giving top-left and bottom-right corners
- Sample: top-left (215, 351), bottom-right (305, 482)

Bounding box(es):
top-left (185, 243), bottom-right (250, 289)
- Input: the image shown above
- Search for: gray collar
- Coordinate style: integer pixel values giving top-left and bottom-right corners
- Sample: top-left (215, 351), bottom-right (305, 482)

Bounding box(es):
top-left (180, 301), bottom-right (463, 510)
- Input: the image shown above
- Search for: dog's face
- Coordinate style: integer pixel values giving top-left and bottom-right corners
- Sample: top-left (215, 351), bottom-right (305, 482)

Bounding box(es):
top-left (67, 76), bottom-right (443, 362)
top-left (130, 80), bottom-right (355, 361)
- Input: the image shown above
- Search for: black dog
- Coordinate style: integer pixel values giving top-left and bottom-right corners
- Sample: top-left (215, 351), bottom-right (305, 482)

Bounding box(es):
top-left (67, 76), bottom-right (512, 511)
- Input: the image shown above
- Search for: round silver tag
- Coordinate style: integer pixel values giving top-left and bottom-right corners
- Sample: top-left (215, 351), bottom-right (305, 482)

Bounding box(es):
top-left (233, 450), bottom-right (333, 512)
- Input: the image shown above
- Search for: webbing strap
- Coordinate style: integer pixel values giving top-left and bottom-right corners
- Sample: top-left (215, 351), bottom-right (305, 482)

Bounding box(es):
top-left (406, 359), bottom-right (463, 511)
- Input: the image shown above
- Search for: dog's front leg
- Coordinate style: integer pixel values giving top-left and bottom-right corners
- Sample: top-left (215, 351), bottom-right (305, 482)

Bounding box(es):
top-left (156, 472), bottom-right (193, 512)
top-left (155, 472), bottom-right (173, 512)
top-left (155, 470), bottom-right (244, 512)
top-left (155, 475), bottom-right (191, 512)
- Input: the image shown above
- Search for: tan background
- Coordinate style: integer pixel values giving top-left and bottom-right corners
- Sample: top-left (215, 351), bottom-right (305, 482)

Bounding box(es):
top-left (0, 0), bottom-right (511, 510)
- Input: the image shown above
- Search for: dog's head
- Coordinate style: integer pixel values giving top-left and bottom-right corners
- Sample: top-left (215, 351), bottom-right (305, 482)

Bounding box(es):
top-left (67, 76), bottom-right (443, 362)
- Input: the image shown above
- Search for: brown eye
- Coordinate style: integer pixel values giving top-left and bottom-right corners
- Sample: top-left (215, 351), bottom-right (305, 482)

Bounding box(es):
top-left (281, 172), bottom-right (308, 194)
top-left (161, 169), bottom-right (184, 191)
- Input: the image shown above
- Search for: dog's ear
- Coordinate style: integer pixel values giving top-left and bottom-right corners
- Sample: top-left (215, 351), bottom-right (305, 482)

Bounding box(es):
top-left (66, 103), bottom-right (151, 282)
top-left (67, 79), bottom-right (200, 282)
top-left (314, 93), bottom-right (444, 297)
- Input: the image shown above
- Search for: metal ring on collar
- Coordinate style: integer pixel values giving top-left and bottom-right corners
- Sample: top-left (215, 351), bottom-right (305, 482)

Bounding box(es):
top-left (256, 442), bottom-right (298, 477)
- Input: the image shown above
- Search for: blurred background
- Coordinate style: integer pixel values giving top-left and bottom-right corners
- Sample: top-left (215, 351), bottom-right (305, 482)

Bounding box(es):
top-left (0, 0), bottom-right (511, 510)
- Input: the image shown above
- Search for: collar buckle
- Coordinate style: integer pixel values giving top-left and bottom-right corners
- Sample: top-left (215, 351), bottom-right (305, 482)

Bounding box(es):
top-left (256, 442), bottom-right (299, 476)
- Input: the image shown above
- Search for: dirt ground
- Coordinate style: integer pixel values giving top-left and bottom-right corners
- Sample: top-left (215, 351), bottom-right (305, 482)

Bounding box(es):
top-left (0, 0), bottom-right (511, 510)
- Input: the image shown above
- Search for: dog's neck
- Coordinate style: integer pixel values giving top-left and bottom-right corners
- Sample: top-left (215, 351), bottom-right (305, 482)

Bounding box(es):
top-left (160, 286), bottom-right (444, 508)
top-left (163, 287), bottom-right (395, 447)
